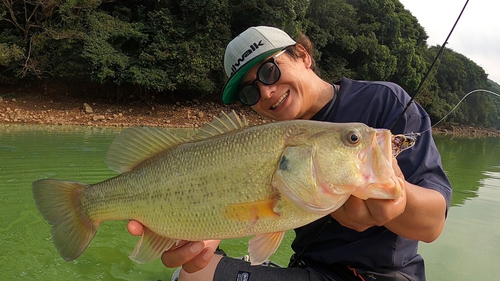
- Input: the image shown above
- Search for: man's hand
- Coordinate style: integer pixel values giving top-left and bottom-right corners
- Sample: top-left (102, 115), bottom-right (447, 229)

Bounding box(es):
top-left (127, 220), bottom-right (221, 273)
top-left (331, 158), bottom-right (407, 232)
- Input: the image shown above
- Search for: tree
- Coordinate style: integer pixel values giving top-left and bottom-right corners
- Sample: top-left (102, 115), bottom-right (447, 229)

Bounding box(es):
top-left (1, 0), bottom-right (498, 130)
top-left (424, 46), bottom-right (496, 126)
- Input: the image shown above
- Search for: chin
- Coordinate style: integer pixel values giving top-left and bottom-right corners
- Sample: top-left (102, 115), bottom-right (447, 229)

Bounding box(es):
top-left (270, 110), bottom-right (297, 121)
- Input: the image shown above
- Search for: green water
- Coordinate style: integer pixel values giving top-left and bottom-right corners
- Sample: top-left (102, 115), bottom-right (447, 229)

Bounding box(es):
top-left (1, 124), bottom-right (499, 280)
top-left (419, 136), bottom-right (500, 279)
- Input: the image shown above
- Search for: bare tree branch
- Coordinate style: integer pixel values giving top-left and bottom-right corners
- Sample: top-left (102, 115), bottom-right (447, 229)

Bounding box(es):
top-left (1, 0), bottom-right (24, 32)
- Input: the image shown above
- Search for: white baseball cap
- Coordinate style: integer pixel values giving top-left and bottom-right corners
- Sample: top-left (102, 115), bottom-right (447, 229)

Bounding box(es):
top-left (221, 26), bottom-right (296, 104)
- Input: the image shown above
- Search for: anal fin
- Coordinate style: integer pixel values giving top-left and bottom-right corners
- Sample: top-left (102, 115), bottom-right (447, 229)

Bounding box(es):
top-left (248, 231), bottom-right (286, 265)
top-left (129, 226), bottom-right (180, 264)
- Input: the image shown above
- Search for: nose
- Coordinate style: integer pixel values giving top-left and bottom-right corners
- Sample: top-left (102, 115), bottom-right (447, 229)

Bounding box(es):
top-left (258, 83), bottom-right (275, 100)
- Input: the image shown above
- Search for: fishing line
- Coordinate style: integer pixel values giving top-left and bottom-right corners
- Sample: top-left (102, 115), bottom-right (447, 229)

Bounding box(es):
top-left (413, 89), bottom-right (500, 137)
top-left (395, 89), bottom-right (500, 155)
top-left (390, 0), bottom-right (470, 132)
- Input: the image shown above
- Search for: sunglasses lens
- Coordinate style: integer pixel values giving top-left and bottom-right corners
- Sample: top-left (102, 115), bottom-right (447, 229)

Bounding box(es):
top-left (258, 62), bottom-right (281, 85)
top-left (238, 56), bottom-right (282, 106)
top-left (239, 85), bottom-right (260, 106)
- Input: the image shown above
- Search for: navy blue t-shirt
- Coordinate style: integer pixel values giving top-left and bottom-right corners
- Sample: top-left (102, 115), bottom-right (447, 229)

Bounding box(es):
top-left (291, 78), bottom-right (452, 281)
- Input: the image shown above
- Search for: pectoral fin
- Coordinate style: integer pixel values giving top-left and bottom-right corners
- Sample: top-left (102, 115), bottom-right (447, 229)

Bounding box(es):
top-left (129, 226), bottom-right (180, 264)
top-left (273, 146), bottom-right (351, 215)
top-left (248, 231), bottom-right (285, 265)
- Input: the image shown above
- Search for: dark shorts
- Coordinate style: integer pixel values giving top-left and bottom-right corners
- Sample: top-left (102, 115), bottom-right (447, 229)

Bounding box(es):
top-left (213, 257), bottom-right (342, 281)
top-left (213, 257), bottom-right (417, 281)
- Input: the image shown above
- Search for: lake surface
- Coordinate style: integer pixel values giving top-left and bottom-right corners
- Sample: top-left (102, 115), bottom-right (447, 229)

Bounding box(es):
top-left (1, 124), bottom-right (499, 280)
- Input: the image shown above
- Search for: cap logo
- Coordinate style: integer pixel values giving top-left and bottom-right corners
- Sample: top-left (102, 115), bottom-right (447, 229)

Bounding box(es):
top-left (230, 40), bottom-right (265, 76)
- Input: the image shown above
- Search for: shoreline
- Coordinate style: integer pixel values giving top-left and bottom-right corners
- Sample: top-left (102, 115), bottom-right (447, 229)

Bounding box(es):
top-left (1, 93), bottom-right (499, 137)
top-left (0, 93), bottom-right (269, 128)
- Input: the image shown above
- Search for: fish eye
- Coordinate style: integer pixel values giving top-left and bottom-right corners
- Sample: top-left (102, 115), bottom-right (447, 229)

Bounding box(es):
top-left (345, 129), bottom-right (361, 146)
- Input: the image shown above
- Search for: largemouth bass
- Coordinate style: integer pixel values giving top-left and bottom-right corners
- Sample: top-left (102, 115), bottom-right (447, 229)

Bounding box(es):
top-left (32, 111), bottom-right (405, 265)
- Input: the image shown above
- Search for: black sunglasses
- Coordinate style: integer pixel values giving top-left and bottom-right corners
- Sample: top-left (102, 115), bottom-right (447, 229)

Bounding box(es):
top-left (238, 50), bottom-right (287, 106)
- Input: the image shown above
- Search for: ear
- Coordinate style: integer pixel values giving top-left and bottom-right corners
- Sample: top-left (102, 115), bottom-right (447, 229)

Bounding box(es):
top-left (295, 44), bottom-right (312, 69)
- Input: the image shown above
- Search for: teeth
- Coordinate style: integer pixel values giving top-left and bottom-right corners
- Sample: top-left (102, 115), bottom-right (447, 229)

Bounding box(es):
top-left (271, 92), bottom-right (289, 109)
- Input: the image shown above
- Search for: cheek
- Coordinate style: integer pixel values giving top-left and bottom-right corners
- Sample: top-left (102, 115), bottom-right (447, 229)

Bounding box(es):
top-left (287, 91), bottom-right (308, 117)
top-left (281, 72), bottom-right (309, 103)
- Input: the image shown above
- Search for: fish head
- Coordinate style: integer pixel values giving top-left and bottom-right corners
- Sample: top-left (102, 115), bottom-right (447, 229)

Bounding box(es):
top-left (312, 123), bottom-right (402, 200)
top-left (274, 122), bottom-right (402, 215)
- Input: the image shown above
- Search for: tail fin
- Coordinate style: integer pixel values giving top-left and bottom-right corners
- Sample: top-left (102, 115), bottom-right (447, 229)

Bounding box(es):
top-left (32, 179), bottom-right (98, 262)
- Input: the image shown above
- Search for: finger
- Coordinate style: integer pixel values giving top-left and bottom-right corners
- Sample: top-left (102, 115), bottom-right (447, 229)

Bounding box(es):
top-left (331, 207), bottom-right (371, 232)
top-left (180, 240), bottom-right (221, 273)
top-left (161, 240), bottom-right (220, 272)
top-left (364, 200), bottom-right (396, 225)
top-left (161, 241), bottom-right (203, 268)
top-left (127, 220), bottom-right (143, 236)
top-left (332, 198), bottom-right (376, 232)
top-left (365, 191), bottom-right (407, 225)
top-left (343, 197), bottom-right (377, 225)
top-left (181, 247), bottom-right (216, 273)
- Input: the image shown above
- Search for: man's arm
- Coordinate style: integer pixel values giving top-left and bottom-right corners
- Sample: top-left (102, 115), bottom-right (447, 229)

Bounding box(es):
top-left (331, 158), bottom-right (447, 242)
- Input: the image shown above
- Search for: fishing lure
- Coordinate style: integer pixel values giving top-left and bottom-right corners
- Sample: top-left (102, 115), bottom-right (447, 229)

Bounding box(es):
top-left (392, 133), bottom-right (419, 157)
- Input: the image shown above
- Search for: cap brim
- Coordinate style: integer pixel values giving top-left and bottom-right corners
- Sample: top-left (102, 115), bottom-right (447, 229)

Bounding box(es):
top-left (221, 49), bottom-right (283, 104)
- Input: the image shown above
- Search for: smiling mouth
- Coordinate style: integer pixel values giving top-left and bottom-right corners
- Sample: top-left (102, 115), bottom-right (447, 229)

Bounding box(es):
top-left (270, 91), bottom-right (289, 110)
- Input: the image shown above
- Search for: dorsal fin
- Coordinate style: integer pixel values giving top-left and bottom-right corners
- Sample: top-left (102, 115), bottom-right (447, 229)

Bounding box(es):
top-left (105, 127), bottom-right (188, 173)
top-left (192, 110), bottom-right (248, 140)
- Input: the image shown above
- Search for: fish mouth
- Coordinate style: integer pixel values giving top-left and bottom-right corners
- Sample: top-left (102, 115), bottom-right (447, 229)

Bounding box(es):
top-left (270, 91), bottom-right (289, 110)
top-left (376, 129), bottom-right (393, 162)
top-left (354, 128), bottom-right (400, 199)
top-left (372, 129), bottom-right (394, 180)
top-left (371, 129), bottom-right (402, 198)
top-left (359, 129), bottom-right (392, 164)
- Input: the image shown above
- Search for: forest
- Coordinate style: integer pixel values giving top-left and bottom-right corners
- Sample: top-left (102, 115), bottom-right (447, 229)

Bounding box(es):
top-left (1, 0), bottom-right (499, 128)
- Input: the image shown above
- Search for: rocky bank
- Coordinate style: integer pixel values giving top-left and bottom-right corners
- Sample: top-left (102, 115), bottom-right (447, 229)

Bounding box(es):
top-left (0, 92), bottom-right (499, 138)
top-left (0, 92), bottom-right (269, 128)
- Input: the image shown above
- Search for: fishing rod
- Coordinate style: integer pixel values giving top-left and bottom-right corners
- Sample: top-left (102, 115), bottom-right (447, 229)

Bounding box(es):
top-left (390, 0), bottom-right (470, 132)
